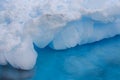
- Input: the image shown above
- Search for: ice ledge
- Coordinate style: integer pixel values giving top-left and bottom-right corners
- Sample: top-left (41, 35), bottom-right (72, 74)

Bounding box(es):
top-left (0, 0), bottom-right (120, 70)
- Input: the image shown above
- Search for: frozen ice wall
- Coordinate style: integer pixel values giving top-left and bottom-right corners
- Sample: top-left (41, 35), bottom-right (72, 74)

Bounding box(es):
top-left (28, 0), bottom-right (120, 49)
top-left (0, 0), bottom-right (120, 70)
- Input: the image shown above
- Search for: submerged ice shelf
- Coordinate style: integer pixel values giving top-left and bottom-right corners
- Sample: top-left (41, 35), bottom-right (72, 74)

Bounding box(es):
top-left (32, 35), bottom-right (120, 80)
top-left (0, 0), bottom-right (120, 70)
top-left (0, 35), bottom-right (120, 80)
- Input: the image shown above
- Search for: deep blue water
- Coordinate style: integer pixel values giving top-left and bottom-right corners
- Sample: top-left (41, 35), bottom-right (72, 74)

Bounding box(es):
top-left (0, 35), bottom-right (120, 80)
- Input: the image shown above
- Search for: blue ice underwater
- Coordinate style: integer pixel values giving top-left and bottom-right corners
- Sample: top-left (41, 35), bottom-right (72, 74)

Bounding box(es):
top-left (1, 35), bottom-right (119, 80)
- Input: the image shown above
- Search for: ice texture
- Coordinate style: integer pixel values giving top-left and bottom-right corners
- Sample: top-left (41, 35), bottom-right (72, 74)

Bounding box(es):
top-left (0, 0), bottom-right (120, 70)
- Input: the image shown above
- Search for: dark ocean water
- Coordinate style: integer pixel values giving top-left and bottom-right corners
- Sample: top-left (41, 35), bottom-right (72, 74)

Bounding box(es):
top-left (0, 35), bottom-right (120, 80)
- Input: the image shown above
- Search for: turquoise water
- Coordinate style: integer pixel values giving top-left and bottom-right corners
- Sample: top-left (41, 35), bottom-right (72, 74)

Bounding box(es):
top-left (0, 35), bottom-right (120, 80)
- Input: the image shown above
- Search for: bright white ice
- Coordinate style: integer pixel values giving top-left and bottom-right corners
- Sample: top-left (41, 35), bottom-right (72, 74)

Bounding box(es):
top-left (0, 0), bottom-right (120, 70)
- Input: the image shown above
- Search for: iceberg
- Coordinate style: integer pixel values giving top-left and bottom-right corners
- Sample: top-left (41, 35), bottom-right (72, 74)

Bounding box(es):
top-left (0, 0), bottom-right (120, 70)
